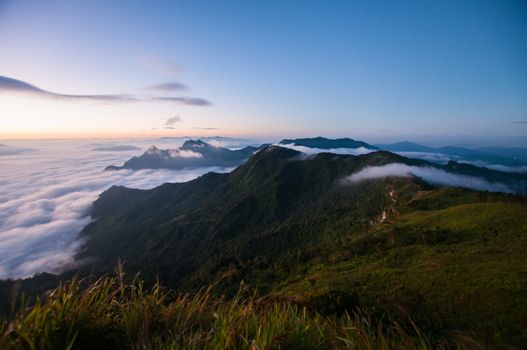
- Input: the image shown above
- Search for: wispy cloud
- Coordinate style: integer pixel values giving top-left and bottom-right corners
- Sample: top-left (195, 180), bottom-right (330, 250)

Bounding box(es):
top-left (512, 120), bottom-right (527, 124)
top-left (165, 115), bottom-right (183, 126)
top-left (191, 127), bottom-right (219, 130)
top-left (154, 96), bottom-right (212, 106)
top-left (0, 76), bottom-right (135, 102)
top-left (343, 163), bottom-right (513, 193)
top-left (146, 81), bottom-right (188, 92)
top-left (0, 76), bottom-right (211, 106)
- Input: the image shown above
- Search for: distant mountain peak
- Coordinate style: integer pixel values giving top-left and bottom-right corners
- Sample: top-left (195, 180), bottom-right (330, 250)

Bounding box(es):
top-left (181, 139), bottom-right (209, 150)
top-left (146, 145), bottom-right (160, 153)
top-left (105, 140), bottom-right (263, 171)
top-left (260, 145), bottom-right (301, 157)
top-left (279, 137), bottom-right (377, 150)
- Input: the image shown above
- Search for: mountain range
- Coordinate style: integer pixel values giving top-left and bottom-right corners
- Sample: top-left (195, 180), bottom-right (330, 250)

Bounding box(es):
top-left (104, 136), bottom-right (527, 175)
top-left (280, 137), bottom-right (527, 167)
top-left (105, 139), bottom-right (263, 170)
top-left (377, 141), bottom-right (527, 167)
top-left (2, 138), bottom-right (527, 347)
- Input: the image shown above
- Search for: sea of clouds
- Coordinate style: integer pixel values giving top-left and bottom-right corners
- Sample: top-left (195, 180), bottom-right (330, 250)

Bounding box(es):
top-left (0, 138), bottom-right (522, 279)
top-left (0, 138), bottom-right (236, 279)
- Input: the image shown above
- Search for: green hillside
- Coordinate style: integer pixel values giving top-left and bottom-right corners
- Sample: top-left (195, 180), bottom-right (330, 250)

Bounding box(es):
top-left (2, 147), bottom-right (526, 348)
top-left (275, 201), bottom-right (527, 344)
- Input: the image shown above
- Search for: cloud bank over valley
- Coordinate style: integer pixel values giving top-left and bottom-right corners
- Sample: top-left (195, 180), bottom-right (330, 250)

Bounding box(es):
top-left (278, 143), bottom-right (373, 156)
top-left (344, 163), bottom-right (514, 193)
top-left (0, 139), bottom-right (235, 279)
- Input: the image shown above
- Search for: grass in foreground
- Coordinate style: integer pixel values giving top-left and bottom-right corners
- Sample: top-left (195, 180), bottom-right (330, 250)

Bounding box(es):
top-left (0, 269), bottom-right (481, 350)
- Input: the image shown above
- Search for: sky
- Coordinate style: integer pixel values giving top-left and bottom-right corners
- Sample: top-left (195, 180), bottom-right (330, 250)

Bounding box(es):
top-left (0, 0), bottom-right (526, 145)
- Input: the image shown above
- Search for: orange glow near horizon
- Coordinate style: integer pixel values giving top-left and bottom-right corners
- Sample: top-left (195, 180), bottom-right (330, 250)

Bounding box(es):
top-left (0, 94), bottom-right (282, 141)
top-left (0, 129), bottom-right (251, 141)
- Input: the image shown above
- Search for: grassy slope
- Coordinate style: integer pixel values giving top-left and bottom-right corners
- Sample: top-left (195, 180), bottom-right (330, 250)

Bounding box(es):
top-left (274, 200), bottom-right (527, 345)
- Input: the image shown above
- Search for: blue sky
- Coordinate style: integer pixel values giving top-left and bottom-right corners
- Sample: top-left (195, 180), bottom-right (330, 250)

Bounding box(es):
top-left (0, 0), bottom-right (526, 145)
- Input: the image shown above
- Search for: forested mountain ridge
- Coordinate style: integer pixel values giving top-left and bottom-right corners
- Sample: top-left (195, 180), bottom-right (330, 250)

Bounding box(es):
top-left (79, 147), bottom-right (428, 281)
top-left (80, 146), bottom-right (527, 283)
top-left (71, 146), bottom-right (527, 345)
top-left (2, 146), bottom-right (526, 347)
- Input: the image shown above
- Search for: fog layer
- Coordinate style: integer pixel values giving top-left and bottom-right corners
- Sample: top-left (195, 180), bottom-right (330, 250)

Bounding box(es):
top-left (0, 139), bottom-right (234, 278)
